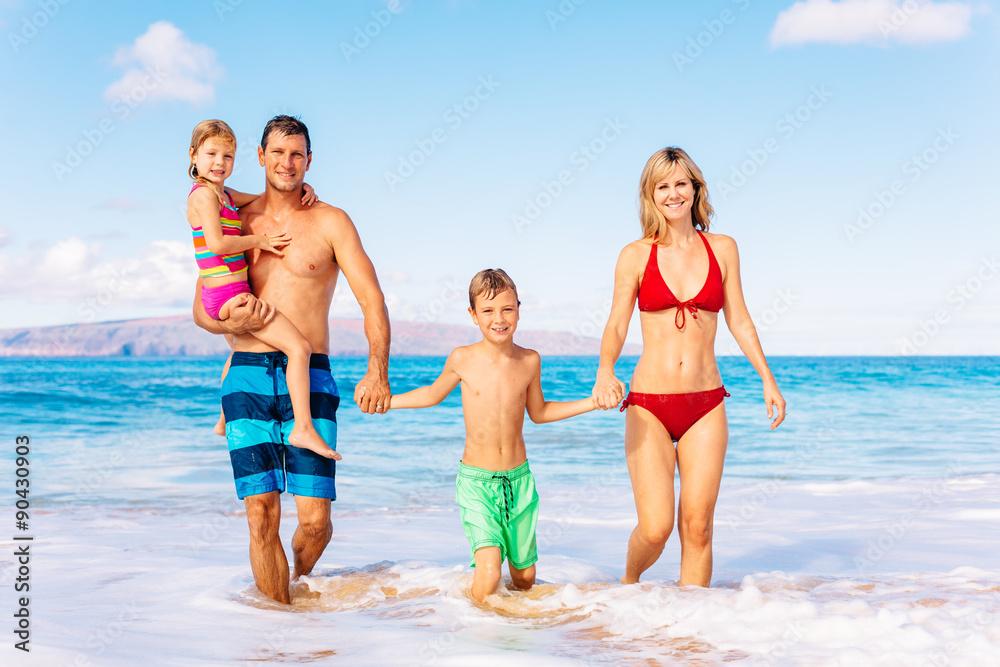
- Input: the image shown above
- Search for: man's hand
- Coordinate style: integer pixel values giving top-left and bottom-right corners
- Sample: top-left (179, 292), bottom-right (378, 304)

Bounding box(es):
top-left (226, 294), bottom-right (276, 334)
top-left (354, 371), bottom-right (390, 415)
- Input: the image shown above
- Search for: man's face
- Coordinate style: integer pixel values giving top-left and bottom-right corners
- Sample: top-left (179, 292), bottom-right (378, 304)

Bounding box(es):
top-left (258, 132), bottom-right (311, 193)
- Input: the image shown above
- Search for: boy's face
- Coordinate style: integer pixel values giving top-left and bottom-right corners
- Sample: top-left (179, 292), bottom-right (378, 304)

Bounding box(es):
top-left (469, 289), bottom-right (519, 343)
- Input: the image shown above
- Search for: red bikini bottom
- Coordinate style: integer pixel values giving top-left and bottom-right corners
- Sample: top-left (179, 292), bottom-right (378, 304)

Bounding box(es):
top-left (620, 386), bottom-right (729, 442)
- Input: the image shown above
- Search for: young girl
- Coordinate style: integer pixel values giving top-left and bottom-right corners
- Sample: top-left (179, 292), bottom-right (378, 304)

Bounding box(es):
top-left (187, 119), bottom-right (339, 460)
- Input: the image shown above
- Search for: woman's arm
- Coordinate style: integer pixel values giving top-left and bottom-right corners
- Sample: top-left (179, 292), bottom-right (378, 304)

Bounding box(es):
top-left (388, 351), bottom-right (462, 409)
top-left (526, 352), bottom-right (597, 423)
top-left (190, 187), bottom-right (289, 257)
top-left (592, 244), bottom-right (640, 409)
top-left (717, 235), bottom-right (786, 430)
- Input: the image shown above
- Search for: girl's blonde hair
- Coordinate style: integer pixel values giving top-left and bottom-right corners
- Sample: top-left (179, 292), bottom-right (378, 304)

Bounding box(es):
top-left (189, 119), bottom-right (237, 203)
top-left (638, 147), bottom-right (714, 239)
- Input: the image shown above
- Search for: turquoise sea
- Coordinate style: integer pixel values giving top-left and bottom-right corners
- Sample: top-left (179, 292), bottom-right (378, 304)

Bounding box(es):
top-left (3, 355), bottom-right (1000, 665)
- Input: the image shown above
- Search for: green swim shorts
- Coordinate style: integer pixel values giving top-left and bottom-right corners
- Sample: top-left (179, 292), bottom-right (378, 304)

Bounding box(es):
top-left (455, 460), bottom-right (539, 570)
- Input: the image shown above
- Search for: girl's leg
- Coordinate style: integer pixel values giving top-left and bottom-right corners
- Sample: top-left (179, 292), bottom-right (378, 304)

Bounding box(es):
top-left (247, 310), bottom-right (339, 460)
top-left (622, 405), bottom-right (677, 584)
top-left (214, 346), bottom-right (233, 436)
top-left (675, 403), bottom-right (728, 587)
top-left (471, 546), bottom-right (503, 602)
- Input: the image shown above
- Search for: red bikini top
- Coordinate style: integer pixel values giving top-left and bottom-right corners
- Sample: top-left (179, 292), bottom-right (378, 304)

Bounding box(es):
top-left (637, 230), bottom-right (724, 329)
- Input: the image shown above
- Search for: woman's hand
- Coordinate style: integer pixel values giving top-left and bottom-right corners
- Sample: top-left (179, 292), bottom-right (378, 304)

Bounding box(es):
top-left (764, 379), bottom-right (786, 430)
top-left (301, 183), bottom-right (317, 206)
top-left (260, 232), bottom-right (291, 255)
top-left (593, 368), bottom-right (627, 410)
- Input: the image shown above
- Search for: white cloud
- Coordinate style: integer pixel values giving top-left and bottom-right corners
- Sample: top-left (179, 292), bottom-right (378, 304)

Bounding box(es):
top-left (0, 238), bottom-right (196, 311)
top-left (770, 0), bottom-right (977, 47)
top-left (104, 21), bottom-right (222, 106)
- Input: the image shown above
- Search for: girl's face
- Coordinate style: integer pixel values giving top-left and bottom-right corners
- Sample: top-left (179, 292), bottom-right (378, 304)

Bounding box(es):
top-left (191, 137), bottom-right (235, 186)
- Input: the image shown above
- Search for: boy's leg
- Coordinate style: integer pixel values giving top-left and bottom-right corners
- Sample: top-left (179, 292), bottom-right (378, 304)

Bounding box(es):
top-left (250, 312), bottom-right (338, 459)
top-left (508, 563), bottom-right (536, 591)
top-left (472, 546), bottom-right (503, 602)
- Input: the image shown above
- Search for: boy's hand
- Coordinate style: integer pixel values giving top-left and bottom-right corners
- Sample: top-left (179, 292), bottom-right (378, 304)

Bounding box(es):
top-left (592, 370), bottom-right (626, 410)
top-left (301, 183), bottom-right (317, 206)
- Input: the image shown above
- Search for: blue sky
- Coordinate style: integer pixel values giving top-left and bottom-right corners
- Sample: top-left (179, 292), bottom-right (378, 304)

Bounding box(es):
top-left (1, 0), bottom-right (997, 354)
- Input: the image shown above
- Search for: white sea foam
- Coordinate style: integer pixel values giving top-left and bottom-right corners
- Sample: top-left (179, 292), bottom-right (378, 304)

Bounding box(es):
top-left (6, 475), bottom-right (1000, 665)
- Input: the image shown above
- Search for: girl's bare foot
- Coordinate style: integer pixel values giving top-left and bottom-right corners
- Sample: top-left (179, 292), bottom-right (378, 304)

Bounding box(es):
top-left (288, 426), bottom-right (341, 460)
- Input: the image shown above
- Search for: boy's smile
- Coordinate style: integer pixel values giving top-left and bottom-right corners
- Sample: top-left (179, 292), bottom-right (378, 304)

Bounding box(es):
top-left (469, 289), bottom-right (520, 344)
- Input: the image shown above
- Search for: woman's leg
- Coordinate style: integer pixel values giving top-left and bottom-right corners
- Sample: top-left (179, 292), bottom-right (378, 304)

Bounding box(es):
top-left (622, 405), bottom-right (677, 584)
top-left (675, 402), bottom-right (728, 587)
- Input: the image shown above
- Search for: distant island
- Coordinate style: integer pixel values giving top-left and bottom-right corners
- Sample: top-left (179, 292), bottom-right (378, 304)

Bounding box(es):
top-left (0, 316), bottom-right (638, 357)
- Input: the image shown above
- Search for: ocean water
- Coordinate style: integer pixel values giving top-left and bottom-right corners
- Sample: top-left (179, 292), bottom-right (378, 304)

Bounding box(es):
top-left (2, 356), bottom-right (1000, 665)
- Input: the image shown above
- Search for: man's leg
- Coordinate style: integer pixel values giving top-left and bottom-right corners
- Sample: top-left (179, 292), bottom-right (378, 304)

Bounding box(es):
top-left (291, 495), bottom-right (332, 580)
top-left (244, 491), bottom-right (290, 603)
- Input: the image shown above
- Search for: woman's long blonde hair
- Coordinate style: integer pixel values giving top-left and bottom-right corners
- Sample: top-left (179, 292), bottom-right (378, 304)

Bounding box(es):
top-left (638, 147), bottom-right (714, 239)
top-left (188, 119), bottom-right (237, 204)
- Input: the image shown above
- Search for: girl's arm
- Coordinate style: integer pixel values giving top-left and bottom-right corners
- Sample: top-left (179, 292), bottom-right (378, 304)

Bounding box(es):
top-left (190, 187), bottom-right (289, 257)
top-left (226, 183), bottom-right (317, 209)
top-left (388, 351), bottom-right (462, 409)
top-left (716, 234), bottom-right (786, 430)
top-left (592, 244), bottom-right (640, 409)
top-left (526, 352), bottom-right (597, 423)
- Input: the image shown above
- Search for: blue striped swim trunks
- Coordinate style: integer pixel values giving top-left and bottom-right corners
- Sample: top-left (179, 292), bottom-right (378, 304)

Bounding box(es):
top-left (221, 351), bottom-right (339, 500)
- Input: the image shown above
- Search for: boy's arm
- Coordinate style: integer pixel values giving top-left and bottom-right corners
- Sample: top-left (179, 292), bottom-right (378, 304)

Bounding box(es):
top-left (525, 352), bottom-right (598, 424)
top-left (388, 351), bottom-right (462, 409)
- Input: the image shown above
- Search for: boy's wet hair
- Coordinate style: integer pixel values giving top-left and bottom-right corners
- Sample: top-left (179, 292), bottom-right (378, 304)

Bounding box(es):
top-left (469, 269), bottom-right (520, 309)
top-left (261, 115), bottom-right (311, 154)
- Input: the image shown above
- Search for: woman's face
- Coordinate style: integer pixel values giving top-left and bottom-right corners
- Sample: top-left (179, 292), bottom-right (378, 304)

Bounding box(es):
top-left (652, 165), bottom-right (696, 223)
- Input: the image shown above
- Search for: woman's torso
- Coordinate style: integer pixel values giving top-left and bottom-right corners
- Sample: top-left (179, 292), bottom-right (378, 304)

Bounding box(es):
top-left (630, 230), bottom-right (726, 393)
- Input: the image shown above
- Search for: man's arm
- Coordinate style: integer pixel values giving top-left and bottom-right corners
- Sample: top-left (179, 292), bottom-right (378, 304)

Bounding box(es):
top-left (192, 277), bottom-right (276, 335)
top-left (329, 209), bottom-right (391, 415)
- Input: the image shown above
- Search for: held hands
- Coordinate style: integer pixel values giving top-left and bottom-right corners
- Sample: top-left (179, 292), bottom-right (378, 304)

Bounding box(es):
top-left (764, 380), bottom-right (786, 430)
top-left (592, 369), bottom-right (627, 410)
top-left (301, 183), bottom-right (317, 206)
top-left (260, 231), bottom-right (291, 255)
top-left (355, 372), bottom-right (391, 415)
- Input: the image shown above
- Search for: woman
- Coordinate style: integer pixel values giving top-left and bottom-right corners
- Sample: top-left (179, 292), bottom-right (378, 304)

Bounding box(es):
top-left (593, 147), bottom-right (786, 586)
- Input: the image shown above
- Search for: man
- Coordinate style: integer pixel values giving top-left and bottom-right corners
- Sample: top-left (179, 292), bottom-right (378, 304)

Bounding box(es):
top-left (193, 115), bottom-right (390, 603)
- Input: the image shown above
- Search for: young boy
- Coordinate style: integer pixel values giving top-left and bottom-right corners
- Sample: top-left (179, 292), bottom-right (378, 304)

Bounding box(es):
top-left (388, 269), bottom-right (596, 602)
